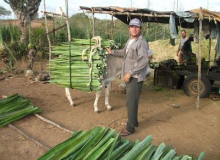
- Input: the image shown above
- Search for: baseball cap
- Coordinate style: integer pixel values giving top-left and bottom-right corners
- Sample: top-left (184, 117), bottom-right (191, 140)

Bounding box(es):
top-left (129, 18), bottom-right (142, 27)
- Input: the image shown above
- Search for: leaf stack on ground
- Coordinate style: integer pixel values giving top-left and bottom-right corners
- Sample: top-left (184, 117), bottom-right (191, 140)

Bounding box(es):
top-left (38, 126), bottom-right (205, 160)
top-left (0, 94), bottom-right (41, 127)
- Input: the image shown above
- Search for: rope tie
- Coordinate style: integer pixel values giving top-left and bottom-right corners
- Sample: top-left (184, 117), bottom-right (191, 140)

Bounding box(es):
top-left (86, 36), bottom-right (102, 90)
top-left (127, 12), bottom-right (131, 22)
top-left (82, 48), bottom-right (89, 61)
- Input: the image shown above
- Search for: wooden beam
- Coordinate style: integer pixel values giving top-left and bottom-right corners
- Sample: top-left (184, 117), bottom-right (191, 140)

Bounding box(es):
top-left (34, 114), bottom-right (73, 134)
top-left (46, 24), bottom-right (67, 35)
top-left (83, 10), bottom-right (171, 18)
top-left (41, 11), bottom-right (68, 18)
top-left (81, 8), bottom-right (213, 20)
top-left (8, 124), bottom-right (50, 151)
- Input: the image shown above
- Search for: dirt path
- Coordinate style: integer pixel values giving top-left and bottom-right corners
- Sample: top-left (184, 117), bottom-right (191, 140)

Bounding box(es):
top-left (0, 71), bottom-right (220, 159)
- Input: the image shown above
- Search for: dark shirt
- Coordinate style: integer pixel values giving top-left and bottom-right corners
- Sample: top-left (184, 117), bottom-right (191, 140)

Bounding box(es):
top-left (182, 40), bottom-right (192, 60)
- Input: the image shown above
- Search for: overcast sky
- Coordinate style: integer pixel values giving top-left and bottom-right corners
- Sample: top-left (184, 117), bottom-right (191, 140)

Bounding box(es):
top-left (1, 0), bottom-right (220, 19)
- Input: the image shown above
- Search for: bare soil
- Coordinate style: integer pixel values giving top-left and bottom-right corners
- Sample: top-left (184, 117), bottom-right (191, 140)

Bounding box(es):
top-left (0, 61), bottom-right (220, 160)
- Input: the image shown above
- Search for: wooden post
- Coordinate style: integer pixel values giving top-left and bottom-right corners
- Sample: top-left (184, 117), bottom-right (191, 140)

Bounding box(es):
top-left (92, 10), bottom-right (95, 37)
top-left (66, 0), bottom-right (68, 16)
top-left (163, 25), bottom-right (166, 40)
top-left (197, 7), bottom-right (203, 109)
top-left (60, 6), bottom-right (72, 88)
top-left (110, 14), bottom-right (114, 92)
top-left (111, 14), bottom-right (114, 40)
top-left (146, 22), bottom-right (149, 35)
top-left (214, 51), bottom-right (217, 63)
top-left (53, 14), bottom-right (55, 43)
top-left (42, 8), bottom-right (71, 87)
top-left (43, 0), bottom-right (52, 74)
top-left (65, 0), bottom-right (69, 41)
top-left (208, 38), bottom-right (211, 63)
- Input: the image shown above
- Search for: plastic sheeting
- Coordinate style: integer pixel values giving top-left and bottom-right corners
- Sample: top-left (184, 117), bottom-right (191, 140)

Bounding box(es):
top-left (169, 15), bottom-right (178, 39)
top-left (175, 11), bottom-right (196, 23)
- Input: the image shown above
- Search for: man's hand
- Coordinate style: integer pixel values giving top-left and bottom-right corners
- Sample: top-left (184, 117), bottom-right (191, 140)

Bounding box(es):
top-left (191, 53), bottom-right (196, 57)
top-left (124, 73), bottom-right (131, 83)
top-left (176, 51), bottom-right (179, 56)
top-left (148, 55), bottom-right (153, 59)
top-left (106, 48), bottom-right (112, 54)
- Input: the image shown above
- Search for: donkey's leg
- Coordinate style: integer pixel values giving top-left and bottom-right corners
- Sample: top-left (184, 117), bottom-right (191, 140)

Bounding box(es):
top-left (65, 88), bottom-right (74, 106)
top-left (105, 82), bottom-right (112, 111)
top-left (94, 90), bottom-right (101, 113)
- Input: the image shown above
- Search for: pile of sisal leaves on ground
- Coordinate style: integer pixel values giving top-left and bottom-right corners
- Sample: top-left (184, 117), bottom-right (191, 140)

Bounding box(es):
top-left (38, 126), bottom-right (205, 160)
top-left (0, 94), bottom-right (41, 127)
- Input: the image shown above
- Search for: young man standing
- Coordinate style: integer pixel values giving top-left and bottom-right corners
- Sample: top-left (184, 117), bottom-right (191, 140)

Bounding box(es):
top-left (181, 36), bottom-right (195, 61)
top-left (106, 18), bottom-right (149, 136)
top-left (177, 30), bottom-right (188, 63)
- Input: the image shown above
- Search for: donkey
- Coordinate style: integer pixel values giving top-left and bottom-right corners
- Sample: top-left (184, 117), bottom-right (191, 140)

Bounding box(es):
top-left (65, 54), bottom-right (123, 113)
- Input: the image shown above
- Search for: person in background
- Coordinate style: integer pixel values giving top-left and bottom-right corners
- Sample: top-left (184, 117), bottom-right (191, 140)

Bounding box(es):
top-left (177, 30), bottom-right (188, 63)
top-left (148, 49), bottom-right (153, 59)
top-left (146, 48), bottom-right (153, 78)
top-left (106, 18), bottom-right (149, 136)
top-left (181, 35), bottom-right (196, 62)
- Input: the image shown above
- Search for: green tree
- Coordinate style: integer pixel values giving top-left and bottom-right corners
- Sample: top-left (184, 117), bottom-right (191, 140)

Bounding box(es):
top-left (4, 0), bottom-right (42, 43)
top-left (0, 6), bottom-right (11, 16)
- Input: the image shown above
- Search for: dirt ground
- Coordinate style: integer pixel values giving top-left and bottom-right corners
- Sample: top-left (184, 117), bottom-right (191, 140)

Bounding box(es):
top-left (0, 61), bottom-right (220, 160)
